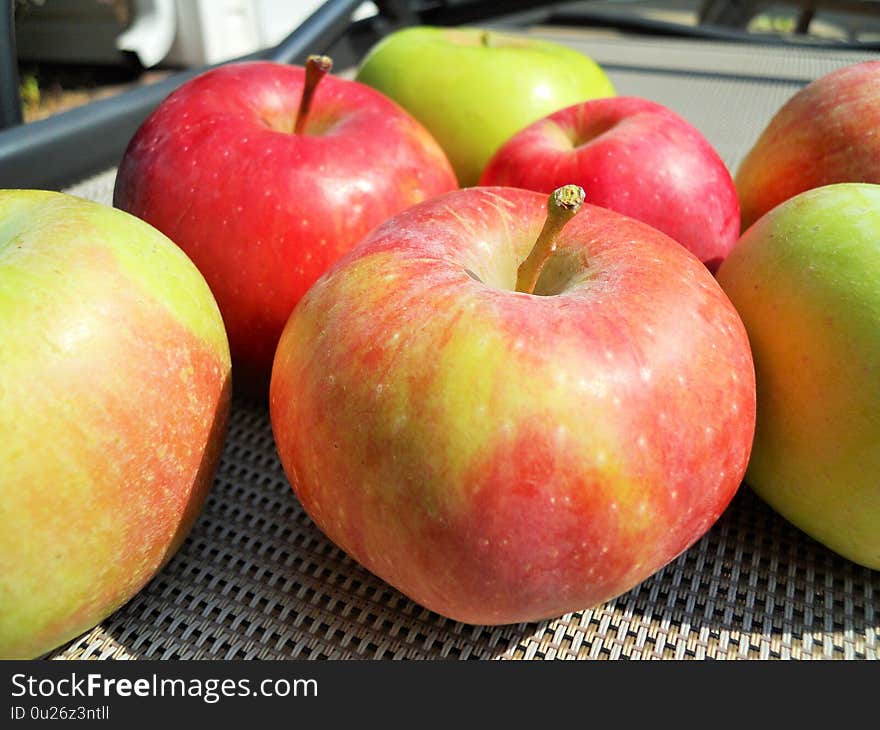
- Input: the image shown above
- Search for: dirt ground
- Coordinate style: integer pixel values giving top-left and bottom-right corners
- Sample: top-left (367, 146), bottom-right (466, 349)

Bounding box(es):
top-left (18, 63), bottom-right (173, 123)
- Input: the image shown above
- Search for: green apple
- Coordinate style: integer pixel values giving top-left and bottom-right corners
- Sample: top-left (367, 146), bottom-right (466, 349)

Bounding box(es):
top-left (0, 190), bottom-right (231, 658)
top-left (355, 26), bottom-right (615, 186)
top-left (717, 183), bottom-right (880, 569)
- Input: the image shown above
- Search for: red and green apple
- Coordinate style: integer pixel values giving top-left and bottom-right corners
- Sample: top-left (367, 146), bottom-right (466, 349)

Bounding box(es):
top-left (270, 185), bottom-right (756, 625)
top-left (717, 183), bottom-right (880, 569)
top-left (480, 97), bottom-right (740, 272)
top-left (114, 57), bottom-right (457, 387)
top-left (0, 190), bottom-right (231, 659)
top-left (355, 26), bottom-right (616, 186)
top-left (736, 60), bottom-right (880, 230)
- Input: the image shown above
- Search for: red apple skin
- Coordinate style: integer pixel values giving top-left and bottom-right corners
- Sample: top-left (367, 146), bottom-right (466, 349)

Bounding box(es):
top-left (479, 97), bottom-right (740, 272)
top-left (270, 187), bottom-right (756, 625)
top-left (114, 61), bottom-right (457, 385)
top-left (736, 61), bottom-right (880, 230)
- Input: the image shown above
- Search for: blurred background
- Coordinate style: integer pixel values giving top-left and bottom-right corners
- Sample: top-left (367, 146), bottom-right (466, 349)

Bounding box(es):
top-left (12, 0), bottom-right (377, 122)
top-left (6, 0), bottom-right (880, 124)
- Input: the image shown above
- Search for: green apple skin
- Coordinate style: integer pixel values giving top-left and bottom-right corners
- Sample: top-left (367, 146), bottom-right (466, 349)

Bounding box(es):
top-left (0, 191), bottom-right (231, 659)
top-left (717, 183), bottom-right (880, 569)
top-left (355, 26), bottom-right (615, 186)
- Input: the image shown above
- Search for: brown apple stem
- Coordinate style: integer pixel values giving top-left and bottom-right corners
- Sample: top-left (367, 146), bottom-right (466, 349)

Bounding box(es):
top-left (481, 30), bottom-right (491, 47)
top-left (294, 54), bottom-right (333, 135)
top-left (515, 185), bottom-right (585, 295)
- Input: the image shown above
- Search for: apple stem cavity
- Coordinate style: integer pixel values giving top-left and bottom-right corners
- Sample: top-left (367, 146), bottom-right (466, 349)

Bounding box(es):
top-left (515, 185), bottom-right (585, 295)
top-left (294, 54), bottom-right (333, 135)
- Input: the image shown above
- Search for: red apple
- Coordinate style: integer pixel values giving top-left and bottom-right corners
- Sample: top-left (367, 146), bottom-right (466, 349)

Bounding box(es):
top-left (270, 185), bottom-right (756, 625)
top-left (114, 57), bottom-right (457, 386)
top-left (736, 60), bottom-right (880, 229)
top-left (480, 97), bottom-right (739, 272)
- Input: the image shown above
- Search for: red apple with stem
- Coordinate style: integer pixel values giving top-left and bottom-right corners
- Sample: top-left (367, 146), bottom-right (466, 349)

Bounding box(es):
top-left (480, 97), bottom-right (740, 272)
top-left (270, 184), bottom-right (756, 625)
top-left (114, 56), bottom-right (457, 388)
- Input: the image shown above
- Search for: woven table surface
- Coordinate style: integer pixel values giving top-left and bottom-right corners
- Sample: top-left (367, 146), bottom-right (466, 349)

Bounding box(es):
top-left (50, 32), bottom-right (878, 661)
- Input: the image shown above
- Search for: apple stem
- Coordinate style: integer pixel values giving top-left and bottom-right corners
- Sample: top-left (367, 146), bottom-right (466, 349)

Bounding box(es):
top-left (481, 30), bottom-right (491, 47)
top-left (515, 185), bottom-right (585, 295)
top-left (294, 54), bottom-right (333, 135)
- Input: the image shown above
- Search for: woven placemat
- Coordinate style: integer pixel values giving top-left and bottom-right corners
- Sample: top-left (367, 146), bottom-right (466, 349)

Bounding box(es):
top-left (49, 33), bottom-right (878, 660)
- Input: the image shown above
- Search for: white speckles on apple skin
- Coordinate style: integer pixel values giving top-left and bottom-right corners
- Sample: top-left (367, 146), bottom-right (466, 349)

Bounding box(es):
top-left (481, 97), bottom-right (739, 268)
top-left (116, 62), bottom-right (458, 379)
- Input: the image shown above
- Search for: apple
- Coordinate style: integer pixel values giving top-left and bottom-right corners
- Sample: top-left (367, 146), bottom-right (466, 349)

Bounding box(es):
top-left (480, 97), bottom-right (740, 272)
top-left (717, 183), bottom-right (880, 569)
top-left (114, 57), bottom-right (457, 387)
top-left (736, 60), bottom-right (880, 230)
top-left (0, 190), bottom-right (231, 659)
top-left (354, 26), bottom-right (615, 187)
top-left (270, 184), bottom-right (756, 625)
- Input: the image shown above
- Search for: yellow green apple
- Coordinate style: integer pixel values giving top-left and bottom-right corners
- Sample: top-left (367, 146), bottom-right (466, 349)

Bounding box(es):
top-left (717, 183), bottom-right (880, 568)
top-left (0, 190), bottom-right (231, 658)
top-left (355, 26), bottom-right (615, 186)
